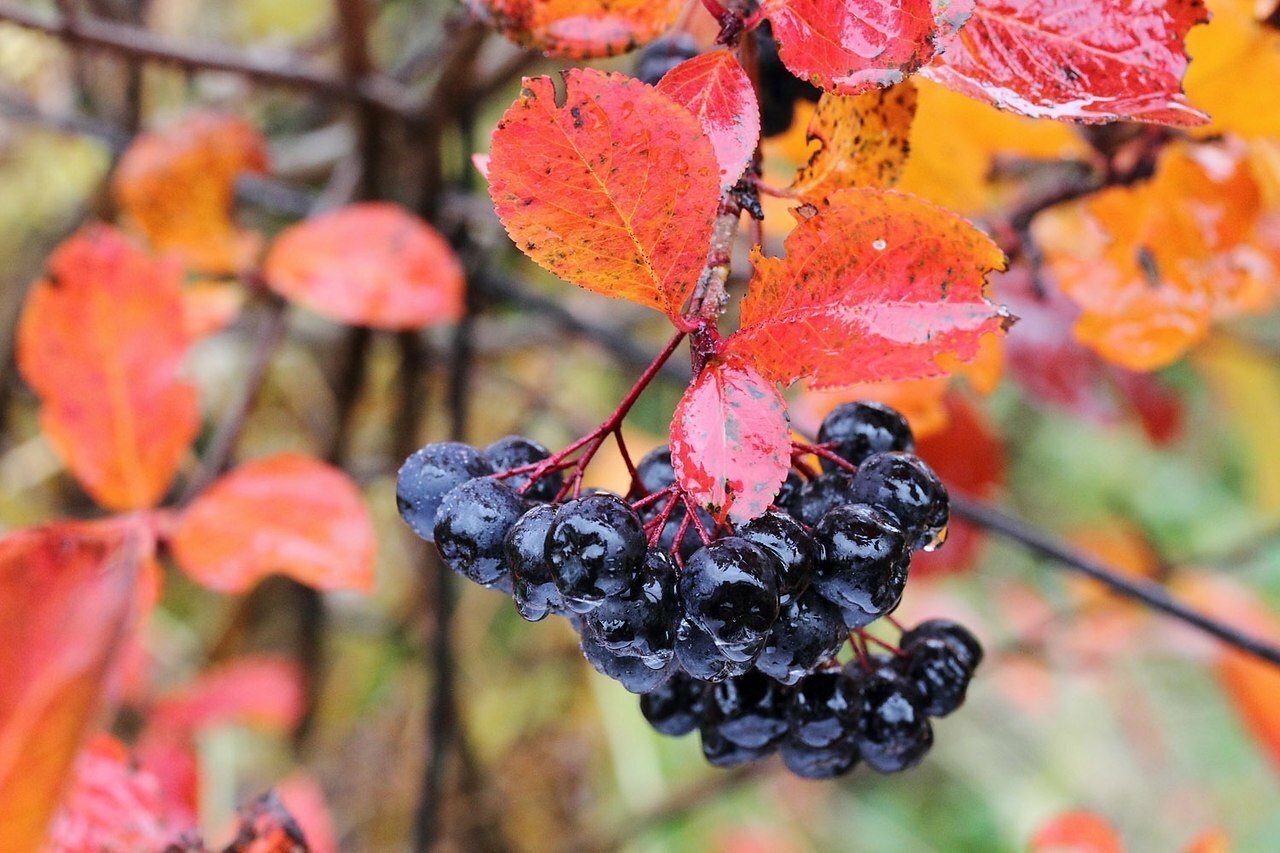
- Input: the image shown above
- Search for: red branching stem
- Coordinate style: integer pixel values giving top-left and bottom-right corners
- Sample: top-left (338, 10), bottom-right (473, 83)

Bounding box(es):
top-left (699, 0), bottom-right (731, 18)
top-left (647, 493), bottom-right (682, 548)
top-left (885, 614), bottom-right (906, 632)
top-left (850, 632), bottom-right (870, 668)
top-left (789, 453), bottom-right (819, 481)
top-left (681, 493), bottom-right (714, 544)
top-left (792, 441), bottom-right (857, 476)
top-left (751, 175), bottom-right (799, 199)
top-left (614, 429), bottom-right (640, 494)
top-left (857, 629), bottom-right (905, 657)
top-left (673, 511), bottom-right (693, 558)
top-left (633, 484), bottom-right (677, 513)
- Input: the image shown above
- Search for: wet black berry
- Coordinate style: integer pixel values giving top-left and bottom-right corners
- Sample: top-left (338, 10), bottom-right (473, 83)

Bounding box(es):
top-left (754, 591), bottom-right (846, 685)
top-left (901, 619), bottom-right (983, 671)
top-left (679, 537), bottom-right (780, 660)
top-left (585, 550), bottom-right (679, 667)
top-left (737, 510), bottom-right (815, 604)
top-left (700, 725), bottom-right (775, 767)
top-left (482, 436), bottom-right (562, 502)
top-left (788, 670), bottom-right (861, 748)
top-left (811, 504), bottom-right (909, 627)
top-left (854, 665), bottom-right (933, 773)
top-left (581, 632), bottom-right (674, 694)
top-left (898, 636), bottom-right (975, 717)
top-left (433, 478), bottom-right (526, 587)
top-left (633, 445), bottom-right (677, 497)
top-left (397, 442), bottom-right (494, 542)
top-left (849, 452), bottom-right (949, 551)
top-left (790, 473), bottom-right (856, 527)
top-left (674, 617), bottom-right (739, 682)
top-left (504, 504), bottom-right (562, 621)
top-left (817, 401), bottom-right (915, 472)
top-left (779, 735), bottom-right (858, 779)
top-left (775, 470), bottom-right (803, 512)
top-left (640, 671), bottom-right (707, 736)
top-left (634, 33), bottom-right (700, 87)
top-left (546, 494), bottom-right (646, 612)
top-left (704, 671), bottom-right (790, 749)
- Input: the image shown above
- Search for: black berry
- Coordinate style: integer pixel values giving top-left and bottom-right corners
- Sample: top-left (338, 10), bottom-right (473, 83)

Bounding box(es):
top-left (901, 619), bottom-right (983, 670)
top-left (433, 478), bottom-right (526, 588)
top-left (581, 632), bottom-right (674, 694)
top-left (546, 494), bottom-right (646, 612)
top-left (817, 401), bottom-right (914, 472)
top-left (504, 504), bottom-right (562, 621)
top-left (397, 442), bottom-right (493, 542)
top-left (634, 33), bottom-right (700, 87)
top-left (700, 725), bottom-right (775, 767)
top-left (854, 665), bottom-right (933, 773)
top-left (788, 670), bottom-right (861, 748)
top-left (811, 504), bottom-right (909, 627)
top-left (790, 473), bottom-right (856, 527)
top-left (584, 550), bottom-right (679, 668)
top-left (737, 510), bottom-right (815, 604)
top-left (754, 591), bottom-right (846, 685)
top-left (849, 452), bottom-right (949, 551)
top-left (482, 436), bottom-right (562, 502)
top-left (679, 537), bottom-right (780, 661)
top-left (640, 671), bottom-right (706, 736)
top-left (703, 671), bottom-right (791, 749)
top-left (898, 636), bottom-right (975, 717)
top-left (779, 735), bottom-right (858, 779)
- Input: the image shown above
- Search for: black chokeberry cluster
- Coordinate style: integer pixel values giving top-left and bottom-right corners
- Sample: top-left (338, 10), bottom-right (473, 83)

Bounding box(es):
top-left (396, 401), bottom-right (982, 779)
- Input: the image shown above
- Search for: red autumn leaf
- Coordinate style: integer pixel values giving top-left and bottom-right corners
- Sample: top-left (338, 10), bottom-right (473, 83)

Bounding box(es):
top-left (45, 735), bottom-right (179, 851)
top-left (113, 111), bottom-right (268, 274)
top-left (264, 203), bottom-right (464, 330)
top-left (912, 394), bottom-right (1005, 576)
top-left (922, 0), bottom-right (1209, 125)
top-left (656, 50), bottom-right (760, 190)
top-left (0, 520), bottom-right (146, 851)
top-left (670, 356), bottom-right (791, 524)
top-left (488, 69), bottom-right (721, 322)
top-left (224, 791), bottom-right (311, 853)
top-left (16, 226), bottom-right (199, 511)
top-left (726, 188), bottom-right (1009, 388)
top-left (275, 775), bottom-right (337, 853)
top-left (753, 0), bottom-right (969, 95)
top-left (1030, 810), bottom-right (1124, 853)
top-left (168, 454), bottom-right (375, 594)
top-left (465, 0), bottom-right (684, 57)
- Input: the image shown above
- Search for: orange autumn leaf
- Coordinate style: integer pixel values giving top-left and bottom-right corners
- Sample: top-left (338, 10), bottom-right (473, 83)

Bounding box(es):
top-left (169, 453), bottom-right (375, 594)
top-left (465, 0), bottom-right (683, 57)
top-left (1030, 810), bottom-right (1124, 853)
top-left (728, 189), bottom-right (1009, 388)
top-left (182, 280), bottom-right (246, 339)
top-left (0, 520), bottom-right (146, 853)
top-left (113, 111), bottom-right (268, 275)
top-left (488, 69), bottom-right (721, 322)
top-left (790, 82), bottom-right (918, 203)
top-left (16, 226), bottom-right (199, 511)
top-left (1184, 0), bottom-right (1280, 137)
top-left (264, 203), bottom-right (464, 330)
top-left (1035, 141), bottom-right (1278, 371)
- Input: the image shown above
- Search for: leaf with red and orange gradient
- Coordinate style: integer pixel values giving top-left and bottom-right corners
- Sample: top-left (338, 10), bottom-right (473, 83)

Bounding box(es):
top-left (168, 454), bottom-right (375, 594)
top-left (182, 280), bottom-right (246, 340)
top-left (113, 111), bottom-right (268, 274)
top-left (1030, 811), bottom-right (1124, 853)
top-left (755, 0), bottom-right (970, 95)
top-left (465, 0), bottom-right (683, 57)
top-left (1035, 141), bottom-right (1278, 371)
top-left (264, 203), bottom-right (464, 330)
top-left (922, 0), bottom-right (1209, 125)
top-left (17, 226), bottom-right (198, 511)
top-left (488, 69), bottom-right (720, 322)
top-left (670, 356), bottom-right (791, 524)
top-left (657, 50), bottom-right (760, 191)
top-left (726, 188), bottom-right (1008, 388)
top-left (790, 82), bottom-right (918, 203)
top-left (1183, 0), bottom-right (1280, 137)
top-left (0, 520), bottom-right (146, 852)
top-left (45, 735), bottom-right (179, 851)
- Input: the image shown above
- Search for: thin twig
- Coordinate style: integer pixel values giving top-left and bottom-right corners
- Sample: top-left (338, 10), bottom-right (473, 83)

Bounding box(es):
top-left (951, 495), bottom-right (1280, 668)
top-left (0, 0), bottom-right (421, 117)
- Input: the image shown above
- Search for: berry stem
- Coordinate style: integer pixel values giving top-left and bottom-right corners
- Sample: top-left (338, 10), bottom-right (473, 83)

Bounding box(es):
top-left (681, 492), bottom-right (714, 544)
top-left (792, 441), bottom-right (857, 475)
top-left (857, 629), bottom-right (905, 657)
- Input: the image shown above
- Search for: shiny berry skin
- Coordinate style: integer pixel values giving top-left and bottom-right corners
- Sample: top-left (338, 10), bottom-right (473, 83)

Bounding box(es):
top-left (817, 401), bottom-right (914, 472)
top-left (482, 436), bottom-right (562, 503)
top-left (811, 504), bottom-right (909, 626)
top-left (634, 33), bottom-right (700, 86)
top-left (504, 504), bottom-right (562, 621)
top-left (700, 725), bottom-right (774, 767)
top-left (898, 636), bottom-right (975, 717)
top-left (779, 735), bottom-right (858, 779)
top-left (775, 470), bottom-right (803, 512)
top-left (788, 670), bottom-right (861, 748)
top-left (633, 446), bottom-right (677, 497)
top-left (854, 665), bottom-right (934, 773)
top-left (674, 617), bottom-right (737, 682)
top-left (790, 473), bottom-right (856, 527)
top-left (704, 671), bottom-right (791, 749)
top-left (397, 442), bottom-right (493, 542)
top-left (849, 452), bottom-right (949, 551)
top-left (640, 671), bottom-right (707, 736)
top-left (433, 478), bottom-right (526, 587)
top-left (679, 538), bottom-right (780, 660)
top-left (585, 550), bottom-right (679, 667)
top-left (580, 632), bottom-right (674, 694)
top-left (900, 619), bottom-right (983, 670)
top-left (754, 591), bottom-right (846, 685)
top-left (546, 494), bottom-right (646, 612)
top-left (737, 510), bottom-right (815, 604)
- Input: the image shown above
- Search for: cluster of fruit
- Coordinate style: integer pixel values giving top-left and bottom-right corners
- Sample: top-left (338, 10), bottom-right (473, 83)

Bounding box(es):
top-left (396, 402), bottom-right (981, 778)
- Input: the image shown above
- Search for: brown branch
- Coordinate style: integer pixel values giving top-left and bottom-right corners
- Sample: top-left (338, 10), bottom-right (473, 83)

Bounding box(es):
top-left (0, 0), bottom-right (421, 118)
top-left (951, 495), bottom-right (1280, 668)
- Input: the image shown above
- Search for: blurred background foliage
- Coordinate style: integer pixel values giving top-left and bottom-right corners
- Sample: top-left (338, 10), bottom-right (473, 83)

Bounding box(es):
top-left (2, 0), bottom-right (1280, 850)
